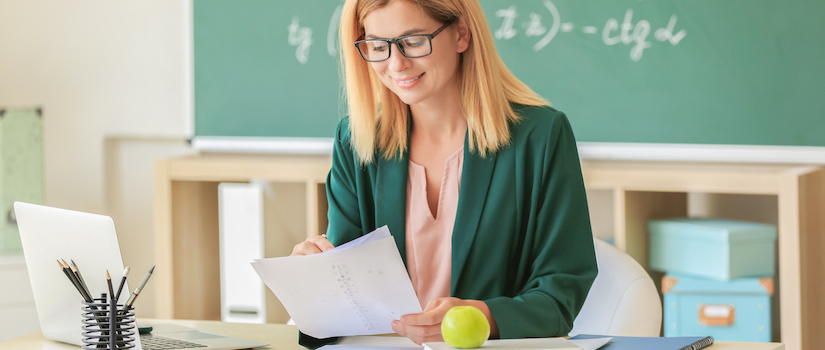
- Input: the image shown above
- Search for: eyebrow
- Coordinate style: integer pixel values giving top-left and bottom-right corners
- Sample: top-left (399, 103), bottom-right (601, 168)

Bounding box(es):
top-left (364, 27), bottom-right (428, 39)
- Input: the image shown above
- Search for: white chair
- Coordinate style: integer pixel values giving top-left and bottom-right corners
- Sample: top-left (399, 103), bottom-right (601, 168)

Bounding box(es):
top-left (569, 238), bottom-right (662, 337)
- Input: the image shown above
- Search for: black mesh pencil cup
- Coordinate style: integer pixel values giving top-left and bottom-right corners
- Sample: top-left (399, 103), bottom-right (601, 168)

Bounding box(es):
top-left (81, 294), bottom-right (136, 350)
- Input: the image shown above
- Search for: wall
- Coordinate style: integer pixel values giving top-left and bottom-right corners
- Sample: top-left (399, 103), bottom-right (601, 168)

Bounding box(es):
top-left (0, 0), bottom-right (194, 337)
top-left (0, 0), bottom-right (192, 210)
top-left (104, 137), bottom-right (195, 320)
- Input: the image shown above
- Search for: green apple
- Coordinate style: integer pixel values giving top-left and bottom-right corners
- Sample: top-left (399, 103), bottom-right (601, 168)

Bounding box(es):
top-left (441, 306), bottom-right (490, 349)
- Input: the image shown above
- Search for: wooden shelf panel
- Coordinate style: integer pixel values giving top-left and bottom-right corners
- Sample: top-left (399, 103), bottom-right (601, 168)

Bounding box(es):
top-left (164, 154), bottom-right (332, 182)
top-left (582, 160), bottom-right (820, 195)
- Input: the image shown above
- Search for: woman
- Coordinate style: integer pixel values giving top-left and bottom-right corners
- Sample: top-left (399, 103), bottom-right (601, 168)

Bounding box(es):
top-left (291, 0), bottom-right (597, 346)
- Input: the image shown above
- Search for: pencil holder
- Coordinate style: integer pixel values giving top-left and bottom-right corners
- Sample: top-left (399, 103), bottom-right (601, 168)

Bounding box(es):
top-left (81, 295), bottom-right (136, 350)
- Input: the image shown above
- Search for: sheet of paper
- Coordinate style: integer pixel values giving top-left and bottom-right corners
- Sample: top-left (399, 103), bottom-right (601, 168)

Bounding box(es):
top-left (567, 337), bottom-right (611, 350)
top-left (323, 336), bottom-right (609, 350)
top-left (334, 335), bottom-right (420, 347)
top-left (251, 226), bottom-right (422, 338)
top-left (320, 335), bottom-right (421, 349)
top-left (424, 337), bottom-right (581, 350)
top-left (320, 346), bottom-right (419, 350)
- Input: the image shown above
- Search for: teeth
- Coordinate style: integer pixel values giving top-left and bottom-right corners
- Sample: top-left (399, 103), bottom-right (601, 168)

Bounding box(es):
top-left (398, 74), bottom-right (422, 84)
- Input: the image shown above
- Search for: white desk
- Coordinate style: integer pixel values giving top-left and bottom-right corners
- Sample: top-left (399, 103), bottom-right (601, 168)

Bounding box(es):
top-left (0, 319), bottom-right (785, 350)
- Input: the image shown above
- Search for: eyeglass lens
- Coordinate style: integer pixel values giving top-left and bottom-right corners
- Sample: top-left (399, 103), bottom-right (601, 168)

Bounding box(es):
top-left (357, 35), bottom-right (432, 62)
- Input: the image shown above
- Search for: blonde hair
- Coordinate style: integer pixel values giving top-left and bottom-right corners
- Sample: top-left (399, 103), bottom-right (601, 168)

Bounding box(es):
top-left (340, 0), bottom-right (548, 164)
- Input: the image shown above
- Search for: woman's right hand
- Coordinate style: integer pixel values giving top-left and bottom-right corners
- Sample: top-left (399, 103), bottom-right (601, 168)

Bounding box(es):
top-left (290, 234), bottom-right (335, 256)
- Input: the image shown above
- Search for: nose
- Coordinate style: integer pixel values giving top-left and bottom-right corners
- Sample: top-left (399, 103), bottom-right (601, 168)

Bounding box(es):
top-left (387, 43), bottom-right (411, 72)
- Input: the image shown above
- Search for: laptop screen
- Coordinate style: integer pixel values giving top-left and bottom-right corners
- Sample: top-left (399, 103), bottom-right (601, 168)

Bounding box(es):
top-left (15, 202), bottom-right (138, 347)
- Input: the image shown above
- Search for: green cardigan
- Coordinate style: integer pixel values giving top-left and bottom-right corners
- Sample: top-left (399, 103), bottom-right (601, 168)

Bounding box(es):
top-left (301, 105), bottom-right (597, 348)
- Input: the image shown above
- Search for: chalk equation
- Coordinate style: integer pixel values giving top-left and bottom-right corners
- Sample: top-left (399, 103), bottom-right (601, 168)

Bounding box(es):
top-left (287, 5), bottom-right (342, 64)
top-left (494, 0), bottom-right (687, 61)
top-left (286, 1), bottom-right (686, 64)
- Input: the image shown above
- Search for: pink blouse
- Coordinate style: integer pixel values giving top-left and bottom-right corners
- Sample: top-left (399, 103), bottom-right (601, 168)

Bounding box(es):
top-left (405, 147), bottom-right (464, 309)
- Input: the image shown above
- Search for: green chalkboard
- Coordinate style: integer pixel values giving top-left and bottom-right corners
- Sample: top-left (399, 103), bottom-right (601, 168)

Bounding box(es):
top-left (194, 0), bottom-right (825, 147)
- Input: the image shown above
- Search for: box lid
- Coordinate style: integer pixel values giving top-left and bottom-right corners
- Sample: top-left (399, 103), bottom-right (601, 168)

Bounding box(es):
top-left (663, 273), bottom-right (774, 295)
top-left (649, 218), bottom-right (777, 243)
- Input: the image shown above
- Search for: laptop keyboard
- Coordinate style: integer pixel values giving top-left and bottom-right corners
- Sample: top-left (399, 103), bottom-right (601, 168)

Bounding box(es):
top-left (140, 334), bottom-right (208, 349)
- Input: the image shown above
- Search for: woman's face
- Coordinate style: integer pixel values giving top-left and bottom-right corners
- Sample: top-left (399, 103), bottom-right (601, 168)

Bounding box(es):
top-left (361, 0), bottom-right (469, 107)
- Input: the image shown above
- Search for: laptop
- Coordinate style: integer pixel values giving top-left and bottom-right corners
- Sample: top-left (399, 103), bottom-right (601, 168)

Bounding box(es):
top-left (15, 201), bottom-right (268, 350)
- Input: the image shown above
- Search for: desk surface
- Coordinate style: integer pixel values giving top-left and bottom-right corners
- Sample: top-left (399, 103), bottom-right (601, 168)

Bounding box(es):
top-left (0, 319), bottom-right (785, 350)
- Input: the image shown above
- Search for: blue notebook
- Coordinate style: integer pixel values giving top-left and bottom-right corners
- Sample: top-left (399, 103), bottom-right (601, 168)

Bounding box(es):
top-left (569, 334), bottom-right (714, 350)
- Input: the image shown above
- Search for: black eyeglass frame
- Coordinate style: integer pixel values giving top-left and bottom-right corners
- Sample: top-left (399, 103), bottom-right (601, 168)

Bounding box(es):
top-left (354, 20), bottom-right (455, 62)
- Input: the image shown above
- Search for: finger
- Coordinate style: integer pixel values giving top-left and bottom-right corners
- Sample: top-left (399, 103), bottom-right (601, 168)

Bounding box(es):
top-left (309, 235), bottom-right (335, 252)
top-left (290, 235), bottom-right (335, 256)
top-left (422, 298), bottom-right (444, 313)
top-left (289, 241), bottom-right (323, 256)
top-left (405, 324), bottom-right (442, 339)
top-left (402, 311), bottom-right (441, 327)
top-left (405, 331), bottom-right (444, 346)
top-left (405, 299), bottom-right (454, 325)
top-left (392, 321), bottom-right (442, 343)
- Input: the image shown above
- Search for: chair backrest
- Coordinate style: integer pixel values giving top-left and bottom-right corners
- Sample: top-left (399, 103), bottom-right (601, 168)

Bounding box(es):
top-left (569, 238), bottom-right (662, 337)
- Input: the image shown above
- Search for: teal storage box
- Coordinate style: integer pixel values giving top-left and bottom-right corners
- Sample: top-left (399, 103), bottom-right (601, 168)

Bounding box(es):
top-left (663, 274), bottom-right (772, 342)
top-left (648, 218), bottom-right (776, 280)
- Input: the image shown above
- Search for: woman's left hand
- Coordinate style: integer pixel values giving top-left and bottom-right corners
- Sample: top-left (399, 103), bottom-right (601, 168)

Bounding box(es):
top-left (391, 297), bottom-right (499, 345)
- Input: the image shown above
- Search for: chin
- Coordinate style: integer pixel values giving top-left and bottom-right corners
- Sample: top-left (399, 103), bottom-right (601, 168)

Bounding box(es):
top-left (381, 81), bottom-right (424, 106)
top-left (389, 91), bottom-right (423, 106)
top-left (400, 96), bottom-right (427, 106)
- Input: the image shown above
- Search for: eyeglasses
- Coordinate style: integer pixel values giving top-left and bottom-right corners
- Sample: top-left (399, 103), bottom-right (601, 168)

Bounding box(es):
top-left (354, 20), bottom-right (454, 62)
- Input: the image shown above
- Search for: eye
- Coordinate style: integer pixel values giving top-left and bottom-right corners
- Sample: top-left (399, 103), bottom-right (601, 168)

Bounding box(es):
top-left (401, 36), bottom-right (426, 48)
top-left (370, 41), bottom-right (388, 51)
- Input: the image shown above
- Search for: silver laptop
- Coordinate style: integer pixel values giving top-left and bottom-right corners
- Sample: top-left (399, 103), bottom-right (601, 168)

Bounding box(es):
top-left (15, 202), bottom-right (268, 350)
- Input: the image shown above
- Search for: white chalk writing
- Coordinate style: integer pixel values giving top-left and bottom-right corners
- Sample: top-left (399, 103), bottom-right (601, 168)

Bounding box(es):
top-left (287, 1), bottom-right (686, 63)
top-left (287, 16), bottom-right (312, 64)
top-left (496, 0), bottom-right (687, 61)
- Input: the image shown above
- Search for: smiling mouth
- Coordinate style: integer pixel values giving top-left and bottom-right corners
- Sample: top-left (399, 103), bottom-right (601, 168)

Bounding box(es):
top-left (396, 73), bottom-right (424, 84)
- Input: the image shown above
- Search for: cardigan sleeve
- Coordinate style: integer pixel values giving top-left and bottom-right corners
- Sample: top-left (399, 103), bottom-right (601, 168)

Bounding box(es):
top-left (484, 111), bottom-right (598, 338)
top-left (324, 118), bottom-right (366, 246)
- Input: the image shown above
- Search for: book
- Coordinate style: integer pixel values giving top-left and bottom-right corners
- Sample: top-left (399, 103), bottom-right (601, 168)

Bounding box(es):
top-left (424, 337), bottom-right (582, 350)
top-left (569, 334), bottom-right (714, 350)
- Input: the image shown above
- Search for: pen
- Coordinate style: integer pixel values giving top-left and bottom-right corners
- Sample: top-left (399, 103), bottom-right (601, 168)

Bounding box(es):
top-left (125, 266), bottom-right (154, 309)
top-left (106, 270), bottom-right (115, 303)
top-left (114, 267), bottom-right (130, 301)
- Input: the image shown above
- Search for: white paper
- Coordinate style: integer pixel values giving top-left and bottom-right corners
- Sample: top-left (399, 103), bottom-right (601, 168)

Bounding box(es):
top-left (251, 226), bottom-right (422, 338)
top-left (321, 346), bottom-right (419, 350)
top-left (424, 337), bottom-right (581, 350)
top-left (322, 336), bottom-right (610, 350)
top-left (567, 337), bottom-right (611, 350)
top-left (320, 335), bottom-right (421, 349)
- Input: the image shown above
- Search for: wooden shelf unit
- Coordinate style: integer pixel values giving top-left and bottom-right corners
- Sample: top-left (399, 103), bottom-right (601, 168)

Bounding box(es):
top-left (580, 160), bottom-right (825, 350)
top-left (153, 154), bottom-right (331, 321)
top-left (153, 155), bottom-right (824, 350)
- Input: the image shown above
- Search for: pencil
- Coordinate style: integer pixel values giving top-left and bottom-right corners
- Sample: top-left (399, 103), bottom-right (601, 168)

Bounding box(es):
top-left (70, 259), bottom-right (91, 299)
top-left (125, 266), bottom-right (154, 309)
top-left (114, 267), bottom-right (130, 301)
top-left (64, 259), bottom-right (91, 301)
top-left (58, 260), bottom-right (78, 291)
top-left (106, 270), bottom-right (115, 303)
top-left (58, 260), bottom-right (91, 302)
